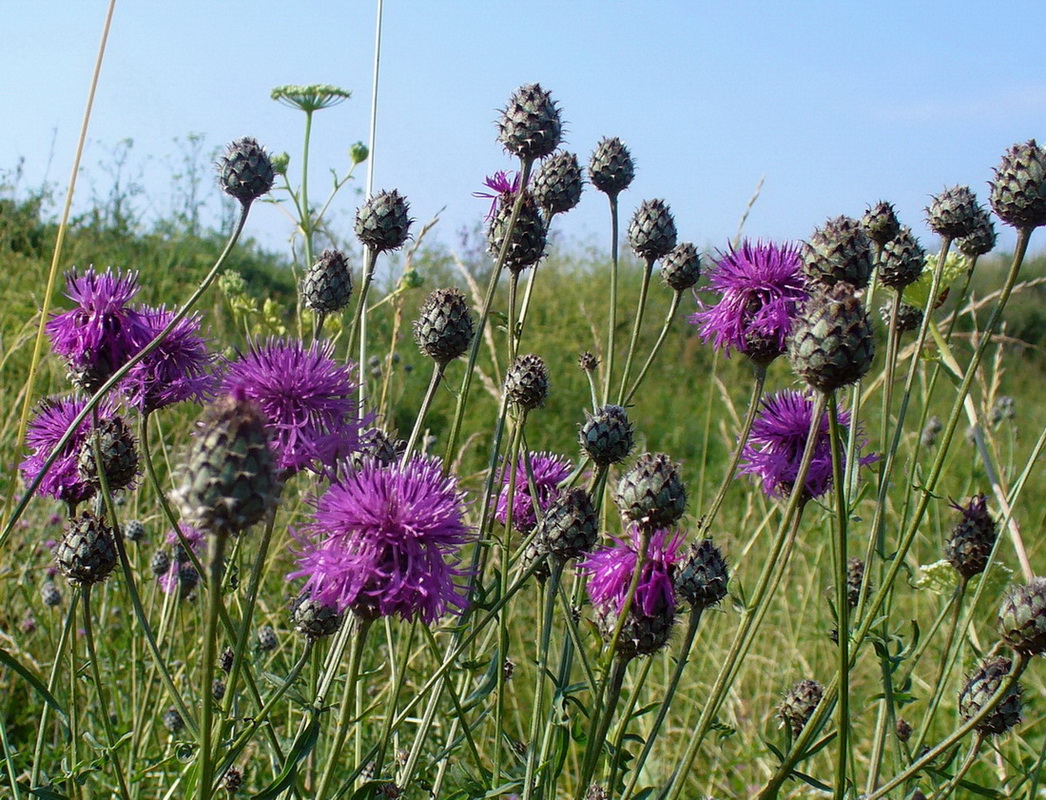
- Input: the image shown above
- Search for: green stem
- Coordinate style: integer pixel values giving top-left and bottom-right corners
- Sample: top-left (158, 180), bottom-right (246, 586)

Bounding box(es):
top-left (401, 362), bottom-right (446, 466)
top-left (826, 391), bottom-right (849, 800)
top-left (346, 247), bottom-right (379, 364)
top-left (197, 534), bottom-right (228, 800)
top-left (30, 592), bottom-right (79, 791)
top-left (575, 656), bottom-right (630, 799)
top-left (602, 194), bottom-right (620, 404)
top-left (607, 656), bottom-right (654, 790)
top-left (508, 269), bottom-right (521, 361)
top-left (301, 109), bottom-right (315, 271)
top-left (371, 618), bottom-right (419, 778)
top-left (623, 290), bottom-right (682, 406)
top-left (931, 732), bottom-right (985, 800)
top-left (617, 257), bottom-right (655, 402)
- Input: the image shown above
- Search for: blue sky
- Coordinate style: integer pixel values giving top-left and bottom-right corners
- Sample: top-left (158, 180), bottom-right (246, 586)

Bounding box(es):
top-left (3, 1), bottom-right (1044, 258)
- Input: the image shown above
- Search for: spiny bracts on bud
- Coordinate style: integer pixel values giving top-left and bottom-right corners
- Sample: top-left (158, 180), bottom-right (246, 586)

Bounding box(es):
top-left (532, 150), bottom-right (583, 216)
top-left (628, 199), bottom-right (678, 262)
top-left (846, 557), bottom-right (867, 608)
top-left (896, 717), bottom-right (913, 743)
top-left (174, 394), bottom-right (280, 537)
top-left (504, 354), bottom-right (550, 411)
top-left (162, 707), bottom-right (184, 734)
top-left (497, 83), bottom-right (562, 160)
top-left (861, 201), bottom-right (901, 246)
top-left (257, 624), bottom-right (278, 652)
top-left (779, 679), bottom-right (824, 736)
top-left (291, 591), bottom-right (343, 639)
top-left (354, 428), bottom-right (406, 467)
top-left (880, 301), bottom-right (924, 334)
top-left (217, 137), bottom-right (275, 205)
top-left (41, 581), bottom-right (63, 607)
top-left (356, 190), bottom-right (411, 253)
top-left (957, 206), bottom-right (997, 258)
top-left (220, 647), bottom-right (235, 674)
top-left (594, 591), bottom-right (676, 660)
top-left (789, 283), bottom-right (875, 393)
top-left (537, 487), bottom-right (598, 562)
top-left (579, 404), bottom-right (634, 466)
top-left (77, 414), bottom-right (139, 493)
top-left (222, 766), bottom-right (243, 795)
top-left (519, 537), bottom-right (551, 583)
top-left (616, 452), bottom-right (687, 530)
top-left (413, 288), bottom-right (475, 365)
top-left (945, 494), bottom-right (998, 579)
top-left (675, 538), bottom-right (729, 609)
top-left (488, 190), bottom-right (547, 273)
top-left (959, 656), bottom-right (1022, 736)
top-left (55, 512), bottom-right (117, 586)
top-left (990, 140), bottom-right (1046, 230)
top-left (998, 578), bottom-right (1046, 655)
top-left (926, 185), bottom-right (980, 239)
top-left (302, 249), bottom-right (353, 314)
top-left (124, 519), bottom-right (145, 542)
top-left (878, 226), bottom-right (926, 290)
top-left (151, 549), bottom-right (171, 576)
top-left (660, 242), bottom-right (701, 291)
top-left (588, 137), bottom-right (635, 197)
top-left (578, 351), bottom-right (599, 372)
top-left (802, 216), bottom-right (873, 290)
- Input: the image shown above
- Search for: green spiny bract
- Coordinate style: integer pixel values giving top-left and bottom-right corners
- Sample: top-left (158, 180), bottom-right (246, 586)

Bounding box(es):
top-left (302, 248), bottom-right (353, 314)
top-left (957, 206), bottom-right (997, 258)
top-left (504, 354), bottom-right (550, 411)
top-left (55, 512), bottom-right (118, 586)
top-left (958, 656), bottom-right (1022, 736)
top-left (595, 596), bottom-right (676, 660)
top-left (846, 557), bottom-right (867, 608)
top-left (779, 679), bottom-right (824, 736)
top-left (412, 288), bottom-right (475, 365)
top-left (990, 139), bottom-right (1046, 230)
top-left (860, 200), bottom-right (901, 246)
top-left (675, 538), bottom-right (729, 609)
top-left (789, 282), bottom-right (875, 393)
top-left (537, 487), bottom-right (598, 562)
top-left (615, 452), bottom-right (687, 530)
top-left (497, 83), bottom-right (562, 161)
top-left (926, 185), bottom-right (980, 239)
top-left (488, 190), bottom-right (547, 273)
top-left (998, 577), bottom-right (1046, 655)
top-left (660, 242), bottom-right (702, 291)
top-left (802, 215), bottom-right (873, 290)
top-left (217, 137), bottom-right (275, 205)
top-left (174, 394), bottom-right (280, 537)
top-left (579, 404), bottom-right (634, 467)
top-left (588, 137), bottom-right (635, 197)
top-left (628, 199), bottom-right (678, 262)
top-left (355, 190), bottom-right (412, 253)
top-left (291, 592), bottom-right (343, 639)
top-left (878, 226), bottom-right (926, 290)
top-left (532, 150), bottom-right (584, 216)
top-left (77, 414), bottom-right (139, 493)
top-left (880, 301), bottom-right (924, 334)
top-left (945, 493), bottom-right (998, 579)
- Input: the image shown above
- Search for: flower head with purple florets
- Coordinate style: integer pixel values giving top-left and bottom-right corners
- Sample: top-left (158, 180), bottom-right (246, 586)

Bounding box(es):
top-left (289, 456), bottom-right (473, 624)
top-left (473, 171), bottom-right (521, 219)
top-left (121, 306), bottom-right (217, 413)
top-left (582, 527), bottom-right (683, 618)
top-left (158, 526), bottom-right (206, 595)
top-left (47, 268), bottom-right (149, 391)
top-left (221, 338), bottom-right (363, 476)
top-left (495, 451), bottom-right (572, 534)
top-left (20, 395), bottom-right (115, 506)
top-left (690, 240), bottom-right (807, 365)
top-left (739, 390), bottom-right (876, 501)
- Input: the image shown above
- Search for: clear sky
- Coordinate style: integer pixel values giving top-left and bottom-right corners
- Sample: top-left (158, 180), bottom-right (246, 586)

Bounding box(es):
top-left (3, 1), bottom-right (1044, 258)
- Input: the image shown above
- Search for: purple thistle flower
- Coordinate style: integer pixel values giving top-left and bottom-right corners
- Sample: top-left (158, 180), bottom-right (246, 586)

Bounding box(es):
top-left (495, 451), bottom-right (572, 534)
top-left (46, 268), bottom-right (149, 391)
top-left (289, 456), bottom-right (473, 624)
top-left (689, 240), bottom-right (807, 365)
top-left (739, 390), bottom-right (875, 500)
top-left (20, 395), bottom-right (114, 505)
top-left (473, 171), bottom-right (521, 219)
top-left (158, 526), bottom-right (206, 594)
top-left (582, 527), bottom-right (682, 617)
top-left (221, 338), bottom-right (363, 476)
top-left (121, 305), bottom-right (217, 413)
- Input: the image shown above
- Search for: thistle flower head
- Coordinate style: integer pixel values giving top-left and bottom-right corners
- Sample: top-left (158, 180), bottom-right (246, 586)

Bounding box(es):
top-left (221, 338), bottom-right (362, 476)
top-left (860, 201), bottom-right (901, 246)
top-left (290, 456), bottom-right (473, 624)
top-left (998, 577), bottom-right (1046, 655)
top-left (945, 493), bottom-right (998, 579)
top-left (356, 190), bottom-right (412, 253)
top-left (926, 185), bottom-right (980, 239)
top-left (497, 83), bottom-right (562, 160)
top-left (473, 171), bottom-right (521, 219)
top-left (217, 137), bottom-right (275, 205)
top-left (802, 216), bottom-right (873, 290)
top-left (739, 390), bottom-right (875, 501)
top-left (588, 137), bottom-right (635, 197)
top-left (990, 139), bottom-right (1046, 230)
top-left (495, 451), bottom-right (571, 534)
top-left (689, 239), bottom-right (806, 366)
top-left (959, 656), bottom-right (1022, 736)
top-left (532, 150), bottom-right (584, 216)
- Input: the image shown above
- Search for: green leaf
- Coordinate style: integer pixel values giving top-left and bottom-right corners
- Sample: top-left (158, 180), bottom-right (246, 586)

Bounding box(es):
top-left (0, 647), bottom-right (68, 728)
top-left (252, 710), bottom-right (321, 800)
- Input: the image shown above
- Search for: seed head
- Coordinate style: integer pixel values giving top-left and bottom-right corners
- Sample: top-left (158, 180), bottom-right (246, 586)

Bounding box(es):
top-left (802, 216), bottom-right (873, 290)
top-left (55, 512), bottom-right (117, 586)
top-left (497, 83), bottom-right (562, 160)
top-left (579, 405), bottom-right (634, 467)
top-left (878, 226), bottom-right (926, 290)
top-left (628, 199), bottom-right (678, 262)
top-left (861, 201), bottom-right (901, 246)
top-left (780, 679), bottom-right (824, 736)
top-left (990, 140), bottom-right (1046, 230)
top-left (356, 190), bottom-right (412, 253)
top-left (588, 137), bottom-right (635, 197)
top-left (789, 283), bottom-right (875, 393)
top-left (504, 354), bottom-right (550, 411)
top-left (926, 185), bottom-right (980, 239)
top-left (998, 578), bottom-right (1046, 655)
top-left (959, 656), bottom-right (1022, 736)
top-left (413, 288), bottom-right (475, 365)
top-left (302, 249), bottom-right (353, 314)
top-left (615, 452), bottom-right (687, 530)
top-left (217, 137), bottom-right (275, 205)
top-left (660, 242), bottom-right (702, 292)
top-left (532, 150), bottom-right (584, 216)
top-left (675, 538), bottom-right (729, 609)
top-left (945, 494), bottom-right (998, 579)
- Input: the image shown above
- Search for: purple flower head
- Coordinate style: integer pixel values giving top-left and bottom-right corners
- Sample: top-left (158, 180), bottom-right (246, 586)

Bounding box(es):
top-left (495, 451), bottom-right (572, 534)
top-left (739, 390), bottom-right (876, 500)
top-left (20, 395), bottom-right (115, 505)
top-left (289, 456), bottom-right (473, 624)
top-left (689, 240), bottom-right (807, 365)
top-left (46, 268), bottom-right (149, 390)
top-left (221, 338), bottom-right (363, 476)
top-left (158, 526), bottom-right (206, 594)
top-left (581, 528), bottom-right (683, 617)
top-left (121, 305), bottom-right (217, 413)
top-left (473, 171), bottom-right (521, 219)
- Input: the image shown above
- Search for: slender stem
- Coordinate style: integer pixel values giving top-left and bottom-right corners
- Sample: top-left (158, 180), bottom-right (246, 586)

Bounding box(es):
top-left (606, 655), bottom-right (653, 790)
top-left (371, 618), bottom-right (419, 778)
top-left (623, 290), bottom-right (682, 406)
top-left (931, 732), bottom-right (985, 800)
top-left (301, 109), bottom-right (315, 271)
top-left (82, 584), bottom-right (133, 800)
top-left (346, 247), bottom-right (379, 364)
top-left (618, 257), bottom-right (655, 402)
top-left (197, 534), bottom-right (229, 800)
top-left (30, 592), bottom-right (79, 791)
top-left (401, 362), bottom-right (446, 466)
top-left (576, 657), bottom-right (630, 799)
top-left (508, 270), bottom-right (521, 361)
top-left (602, 194), bottom-right (620, 404)
top-left (826, 391), bottom-right (849, 800)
